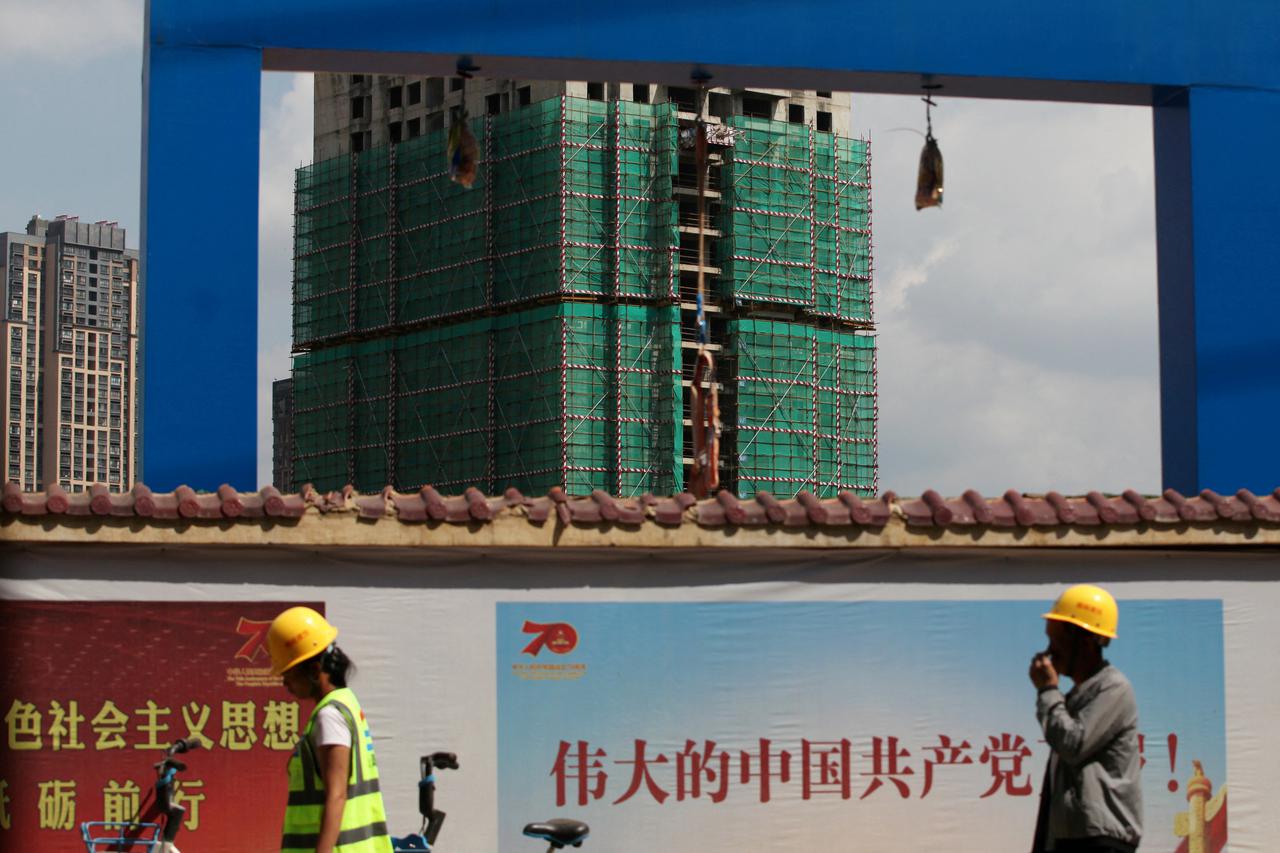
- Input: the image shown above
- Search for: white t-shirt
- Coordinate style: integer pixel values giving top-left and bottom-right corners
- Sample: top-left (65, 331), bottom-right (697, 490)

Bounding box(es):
top-left (312, 704), bottom-right (354, 749)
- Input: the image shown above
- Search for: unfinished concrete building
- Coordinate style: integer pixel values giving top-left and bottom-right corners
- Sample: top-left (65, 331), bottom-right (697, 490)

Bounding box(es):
top-left (314, 75), bottom-right (851, 159)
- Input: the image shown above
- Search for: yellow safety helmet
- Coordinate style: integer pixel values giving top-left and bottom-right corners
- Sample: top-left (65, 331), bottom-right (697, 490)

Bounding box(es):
top-left (267, 606), bottom-right (339, 675)
top-left (1043, 584), bottom-right (1118, 639)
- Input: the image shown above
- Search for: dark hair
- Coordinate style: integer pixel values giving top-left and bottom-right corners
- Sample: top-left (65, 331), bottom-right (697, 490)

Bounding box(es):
top-left (1065, 621), bottom-right (1110, 649)
top-left (309, 644), bottom-right (356, 688)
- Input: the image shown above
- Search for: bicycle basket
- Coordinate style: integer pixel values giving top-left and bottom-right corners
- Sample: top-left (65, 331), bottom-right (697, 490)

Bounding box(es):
top-left (80, 820), bottom-right (162, 852)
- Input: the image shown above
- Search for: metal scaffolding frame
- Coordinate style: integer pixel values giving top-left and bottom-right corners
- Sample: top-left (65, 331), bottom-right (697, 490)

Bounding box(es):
top-left (290, 96), bottom-right (877, 498)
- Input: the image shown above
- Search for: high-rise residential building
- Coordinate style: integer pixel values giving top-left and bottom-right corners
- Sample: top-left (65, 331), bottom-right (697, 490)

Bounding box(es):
top-left (2, 216), bottom-right (140, 491)
top-left (272, 377), bottom-right (294, 491)
top-left (291, 75), bottom-right (876, 498)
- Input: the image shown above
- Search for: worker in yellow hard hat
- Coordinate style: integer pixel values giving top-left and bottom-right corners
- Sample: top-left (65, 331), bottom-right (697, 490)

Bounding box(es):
top-left (1028, 584), bottom-right (1142, 853)
top-left (269, 607), bottom-right (392, 853)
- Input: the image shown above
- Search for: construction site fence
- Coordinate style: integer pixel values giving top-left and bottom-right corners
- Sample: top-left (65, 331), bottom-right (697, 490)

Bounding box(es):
top-left (291, 302), bottom-right (682, 497)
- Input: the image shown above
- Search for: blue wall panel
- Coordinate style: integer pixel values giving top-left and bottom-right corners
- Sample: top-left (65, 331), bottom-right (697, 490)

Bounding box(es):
top-left (142, 44), bottom-right (261, 490)
top-left (1185, 87), bottom-right (1280, 494)
top-left (149, 1), bottom-right (1280, 93)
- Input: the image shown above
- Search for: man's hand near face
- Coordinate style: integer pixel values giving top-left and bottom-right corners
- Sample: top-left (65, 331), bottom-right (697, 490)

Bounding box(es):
top-left (1029, 652), bottom-right (1059, 690)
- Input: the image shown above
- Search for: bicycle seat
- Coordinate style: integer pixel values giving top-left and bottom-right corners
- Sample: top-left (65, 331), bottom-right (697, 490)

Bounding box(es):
top-left (523, 818), bottom-right (590, 848)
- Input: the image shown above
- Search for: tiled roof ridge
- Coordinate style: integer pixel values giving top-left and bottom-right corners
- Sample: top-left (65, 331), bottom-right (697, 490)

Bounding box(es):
top-left (5, 482), bottom-right (1280, 529)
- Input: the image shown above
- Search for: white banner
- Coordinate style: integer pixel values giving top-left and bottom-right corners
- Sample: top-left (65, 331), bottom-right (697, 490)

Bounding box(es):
top-left (2, 545), bottom-right (1274, 852)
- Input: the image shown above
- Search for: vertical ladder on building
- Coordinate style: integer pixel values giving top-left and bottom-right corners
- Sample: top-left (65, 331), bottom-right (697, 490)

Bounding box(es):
top-left (679, 76), bottom-right (727, 497)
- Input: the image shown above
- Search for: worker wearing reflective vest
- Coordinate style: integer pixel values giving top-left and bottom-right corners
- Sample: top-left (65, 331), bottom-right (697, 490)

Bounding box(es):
top-left (269, 606), bottom-right (392, 853)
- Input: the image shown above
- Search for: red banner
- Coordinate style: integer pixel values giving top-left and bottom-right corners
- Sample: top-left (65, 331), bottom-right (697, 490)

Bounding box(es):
top-left (0, 601), bottom-right (320, 851)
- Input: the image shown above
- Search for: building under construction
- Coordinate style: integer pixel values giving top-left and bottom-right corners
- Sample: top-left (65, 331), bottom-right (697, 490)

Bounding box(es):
top-left (290, 85), bottom-right (876, 498)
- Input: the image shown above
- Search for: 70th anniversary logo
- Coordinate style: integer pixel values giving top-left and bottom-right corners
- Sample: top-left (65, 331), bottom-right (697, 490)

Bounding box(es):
top-left (513, 620), bottom-right (586, 681)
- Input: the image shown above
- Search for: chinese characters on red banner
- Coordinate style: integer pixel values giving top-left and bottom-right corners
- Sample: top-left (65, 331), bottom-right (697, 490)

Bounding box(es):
top-left (0, 601), bottom-right (321, 852)
top-left (550, 732), bottom-right (1175, 807)
top-left (1, 696), bottom-right (301, 832)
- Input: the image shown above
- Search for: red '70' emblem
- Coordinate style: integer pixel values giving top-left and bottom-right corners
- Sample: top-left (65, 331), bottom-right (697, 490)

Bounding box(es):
top-left (522, 621), bottom-right (579, 656)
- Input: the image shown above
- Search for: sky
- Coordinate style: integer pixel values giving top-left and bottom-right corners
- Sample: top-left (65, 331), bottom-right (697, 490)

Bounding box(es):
top-left (0, 0), bottom-right (1161, 496)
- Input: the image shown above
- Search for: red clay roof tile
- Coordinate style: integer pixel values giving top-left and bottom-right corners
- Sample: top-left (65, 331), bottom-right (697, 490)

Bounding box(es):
top-left (5, 482), bottom-right (1280, 534)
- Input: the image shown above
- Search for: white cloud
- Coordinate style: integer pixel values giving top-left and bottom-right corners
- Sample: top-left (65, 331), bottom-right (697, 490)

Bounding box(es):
top-left (876, 315), bottom-right (1160, 496)
top-left (0, 0), bottom-right (142, 66)
top-left (260, 74), bottom-right (315, 258)
top-left (879, 237), bottom-right (959, 317)
top-left (257, 73), bottom-right (314, 487)
top-left (854, 94), bottom-right (1161, 495)
top-left (257, 340), bottom-right (294, 489)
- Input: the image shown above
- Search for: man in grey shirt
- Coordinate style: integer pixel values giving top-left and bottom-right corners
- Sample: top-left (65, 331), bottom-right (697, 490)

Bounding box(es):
top-left (1029, 584), bottom-right (1143, 853)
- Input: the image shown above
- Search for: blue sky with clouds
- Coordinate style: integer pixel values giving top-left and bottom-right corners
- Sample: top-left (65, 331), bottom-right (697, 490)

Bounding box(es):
top-left (1, 1), bottom-right (1161, 495)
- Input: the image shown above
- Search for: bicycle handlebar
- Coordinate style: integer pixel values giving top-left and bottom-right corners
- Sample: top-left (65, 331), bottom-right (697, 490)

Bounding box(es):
top-left (168, 736), bottom-right (206, 756)
top-left (415, 752), bottom-right (459, 846)
top-left (149, 741), bottom-right (201, 845)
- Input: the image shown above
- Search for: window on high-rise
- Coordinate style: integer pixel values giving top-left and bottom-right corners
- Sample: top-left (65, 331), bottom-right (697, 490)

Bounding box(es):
top-left (667, 87), bottom-right (696, 112)
top-left (518, 86), bottom-right (532, 107)
top-left (407, 81), bottom-right (422, 105)
top-left (742, 96), bottom-right (772, 118)
top-left (388, 85), bottom-right (403, 109)
top-left (633, 84), bottom-right (650, 104)
top-left (426, 78), bottom-right (444, 107)
top-left (789, 104), bottom-right (804, 124)
top-left (817, 111), bottom-right (833, 132)
top-left (587, 82), bottom-right (605, 101)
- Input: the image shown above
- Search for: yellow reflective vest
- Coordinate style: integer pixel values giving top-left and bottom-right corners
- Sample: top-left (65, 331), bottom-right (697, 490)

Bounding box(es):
top-left (281, 687), bottom-right (392, 852)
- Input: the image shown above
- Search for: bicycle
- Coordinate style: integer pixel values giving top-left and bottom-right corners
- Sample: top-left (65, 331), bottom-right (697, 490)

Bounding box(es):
top-left (389, 751), bottom-right (589, 851)
top-left (80, 736), bottom-right (204, 852)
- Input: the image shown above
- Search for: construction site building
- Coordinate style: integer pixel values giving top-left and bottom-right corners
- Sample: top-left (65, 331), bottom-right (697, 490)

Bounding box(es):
top-left (291, 78), bottom-right (876, 499)
top-left (314, 76), bottom-right (851, 159)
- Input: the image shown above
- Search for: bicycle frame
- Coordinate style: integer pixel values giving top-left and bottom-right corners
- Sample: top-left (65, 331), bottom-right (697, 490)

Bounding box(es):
top-left (80, 738), bottom-right (203, 853)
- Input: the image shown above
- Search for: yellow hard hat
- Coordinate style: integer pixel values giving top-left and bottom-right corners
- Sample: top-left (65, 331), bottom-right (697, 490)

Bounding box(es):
top-left (267, 606), bottom-right (339, 675)
top-left (1043, 584), bottom-right (1118, 639)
